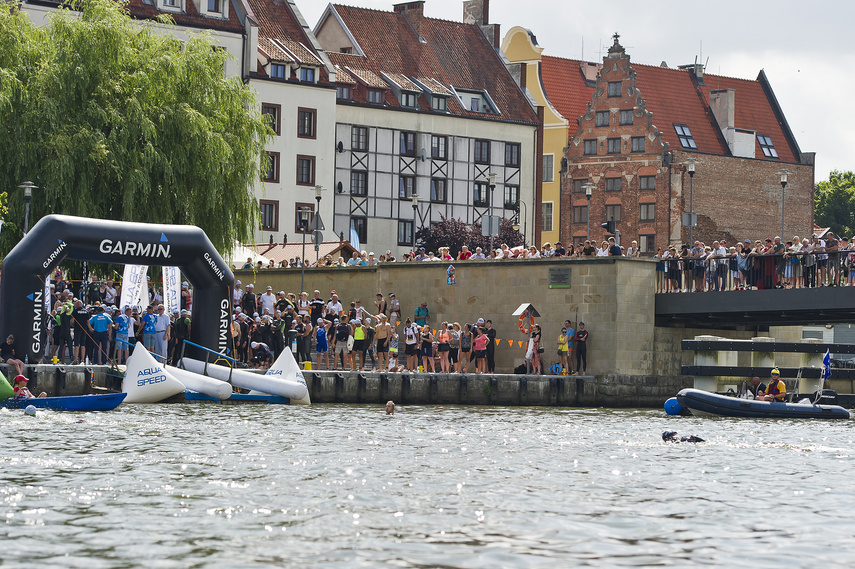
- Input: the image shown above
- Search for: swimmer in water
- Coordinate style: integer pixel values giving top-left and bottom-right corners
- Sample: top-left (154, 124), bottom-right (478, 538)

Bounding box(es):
top-left (24, 405), bottom-right (37, 417)
top-left (662, 431), bottom-right (704, 443)
top-left (385, 400), bottom-right (395, 415)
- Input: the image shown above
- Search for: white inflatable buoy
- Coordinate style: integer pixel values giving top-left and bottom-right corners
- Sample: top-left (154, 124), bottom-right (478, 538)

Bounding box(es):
top-left (166, 365), bottom-right (232, 400)
top-left (259, 348), bottom-right (310, 405)
top-left (123, 343), bottom-right (186, 403)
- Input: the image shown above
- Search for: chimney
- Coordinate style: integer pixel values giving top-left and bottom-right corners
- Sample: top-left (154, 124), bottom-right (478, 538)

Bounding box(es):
top-left (394, 1), bottom-right (425, 38)
top-left (709, 89), bottom-right (735, 131)
top-left (463, 0), bottom-right (499, 47)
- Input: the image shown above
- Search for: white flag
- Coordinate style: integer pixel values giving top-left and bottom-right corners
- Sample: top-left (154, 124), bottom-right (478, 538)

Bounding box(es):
top-left (120, 264), bottom-right (148, 311)
top-left (162, 266), bottom-right (180, 315)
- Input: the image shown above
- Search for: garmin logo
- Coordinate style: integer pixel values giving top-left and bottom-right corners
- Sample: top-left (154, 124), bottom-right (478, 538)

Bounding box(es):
top-left (204, 252), bottom-right (225, 281)
top-left (42, 240), bottom-right (67, 269)
top-left (100, 239), bottom-right (171, 259)
top-left (218, 298), bottom-right (230, 353)
top-left (27, 291), bottom-right (43, 353)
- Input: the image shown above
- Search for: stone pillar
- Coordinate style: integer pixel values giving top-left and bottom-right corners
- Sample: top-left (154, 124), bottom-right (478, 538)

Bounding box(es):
top-left (751, 336), bottom-right (776, 387)
top-left (693, 335), bottom-right (736, 391)
top-left (799, 338), bottom-right (824, 394)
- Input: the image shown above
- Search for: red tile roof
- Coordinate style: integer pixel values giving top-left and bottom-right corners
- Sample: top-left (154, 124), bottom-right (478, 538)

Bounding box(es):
top-left (540, 54), bottom-right (800, 163)
top-left (326, 4), bottom-right (538, 125)
top-left (126, 0), bottom-right (244, 34)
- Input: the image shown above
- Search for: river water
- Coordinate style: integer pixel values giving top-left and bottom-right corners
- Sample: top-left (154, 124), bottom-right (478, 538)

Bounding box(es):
top-left (2, 404), bottom-right (854, 568)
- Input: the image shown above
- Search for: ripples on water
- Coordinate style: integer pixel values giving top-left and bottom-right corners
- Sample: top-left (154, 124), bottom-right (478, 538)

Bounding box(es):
top-left (2, 404), bottom-right (854, 568)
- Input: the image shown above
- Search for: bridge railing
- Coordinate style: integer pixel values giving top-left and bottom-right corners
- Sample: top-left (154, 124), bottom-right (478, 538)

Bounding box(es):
top-left (656, 250), bottom-right (854, 293)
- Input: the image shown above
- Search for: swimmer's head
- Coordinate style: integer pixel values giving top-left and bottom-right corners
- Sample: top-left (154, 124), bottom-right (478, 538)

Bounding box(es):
top-left (385, 400), bottom-right (395, 414)
top-left (24, 405), bottom-right (37, 417)
top-left (662, 431), bottom-right (678, 442)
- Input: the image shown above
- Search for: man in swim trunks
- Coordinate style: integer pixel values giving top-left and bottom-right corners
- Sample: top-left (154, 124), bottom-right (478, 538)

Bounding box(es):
top-left (374, 314), bottom-right (392, 371)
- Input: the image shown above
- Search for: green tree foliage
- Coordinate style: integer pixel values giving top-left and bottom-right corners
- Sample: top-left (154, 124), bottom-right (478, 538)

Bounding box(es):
top-left (0, 0), bottom-right (270, 254)
top-left (415, 216), bottom-right (524, 257)
top-left (814, 170), bottom-right (855, 239)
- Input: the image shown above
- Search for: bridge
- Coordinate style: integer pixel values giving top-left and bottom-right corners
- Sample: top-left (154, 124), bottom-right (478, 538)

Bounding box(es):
top-left (655, 287), bottom-right (855, 329)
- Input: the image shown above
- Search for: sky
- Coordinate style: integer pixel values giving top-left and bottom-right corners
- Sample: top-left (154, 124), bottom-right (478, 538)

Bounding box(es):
top-left (301, 0), bottom-right (854, 184)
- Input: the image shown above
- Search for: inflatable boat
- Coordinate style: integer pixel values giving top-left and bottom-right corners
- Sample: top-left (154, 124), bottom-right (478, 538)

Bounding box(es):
top-left (673, 388), bottom-right (850, 419)
top-left (1, 392), bottom-right (127, 411)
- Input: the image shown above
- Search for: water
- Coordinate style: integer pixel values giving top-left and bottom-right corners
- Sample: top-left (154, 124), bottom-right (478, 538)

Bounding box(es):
top-left (2, 404), bottom-right (855, 568)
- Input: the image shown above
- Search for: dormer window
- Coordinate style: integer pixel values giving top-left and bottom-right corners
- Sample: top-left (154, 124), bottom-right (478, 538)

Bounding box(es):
top-left (400, 91), bottom-right (418, 108)
top-left (269, 64), bottom-right (286, 79)
top-left (207, 0), bottom-right (219, 11)
top-left (455, 89), bottom-right (496, 115)
top-left (674, 124), bottom-right (696, 149)
top-left (757, 135), bottom-right (778, 158)
top-left (432, 95), bottom-right (447, 111)
top-left (336, 86), bottom-right (351, 100)
top-left (367, 89), bottom-right (383, 104)
top-left (300, 68), bottom-right (315, 82)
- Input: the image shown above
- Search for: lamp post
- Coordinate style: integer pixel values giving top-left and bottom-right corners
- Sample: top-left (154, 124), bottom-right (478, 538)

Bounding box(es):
top-left (686, 158), bottom-right (696, 245)
top-left (583, 181), bottom-right (594, 241)
top-left (486, 172), bottom-right (498, 254)
top-left (778, 169), bottom-right (789, 239)
top-left (411, 193), bottom-right (419, 248)
top-left (314, 184), bottom-right (325, 263)
top-left (298, 206), bottom-right (311, 293)
top-left (18, 181), bottom-right (38, 235)
top-left (512, 201), bottom-right (528, 248)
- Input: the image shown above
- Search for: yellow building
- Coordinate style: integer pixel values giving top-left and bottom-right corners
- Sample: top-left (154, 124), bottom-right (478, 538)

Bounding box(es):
top-left (501, 27), bottom-right (568, 247)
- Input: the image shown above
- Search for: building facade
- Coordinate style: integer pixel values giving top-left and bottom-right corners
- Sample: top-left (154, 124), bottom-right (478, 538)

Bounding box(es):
top-left (314, 0), bottom-right (540, 256)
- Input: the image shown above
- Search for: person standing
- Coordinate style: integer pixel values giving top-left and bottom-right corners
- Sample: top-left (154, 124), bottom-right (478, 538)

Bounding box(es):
top-left (414, 302), bottom-right (430, 327)
top-left (420, 325), bottom-right (434, 373)
top-left (171, 310), bottom-right (191, 366)
top-left (485, 320), bottom-right (497, 373)
top-left (88, 306), bottom-right (113, 365)
top-left (388, 293), bottom-right (400, 325)
top-left (114, 307), bottom-right (132, 364)
top-left (374, 314), bottom-right (392, 371)
top-left (152, 304), bottom-right (171, 361)
top-left (314, 318), bottom-right (330, 370)
top-left (573, 322), bottom-right (589, 375)
top-left (557, 327), bottom-right (570, 375)
top-left (403, 318), bottom-right (419, 371)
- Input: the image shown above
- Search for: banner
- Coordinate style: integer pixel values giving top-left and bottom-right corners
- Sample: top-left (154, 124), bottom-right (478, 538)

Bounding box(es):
top-left (44, 276), bottom-right (51, 312)
top-left (81, 261), bottom-right (88, 304)
top-left (120, 264), bottom-right (148, 311)
top-left (162, 266), bottom-right (180, 315)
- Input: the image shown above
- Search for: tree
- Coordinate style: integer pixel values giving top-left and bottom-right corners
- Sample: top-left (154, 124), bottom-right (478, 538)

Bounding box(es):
top-left (815, 170), bottom-right (855, 239)
top-left (415, 216), bottom-right (524, 257)
top-left (0, 0), bottom-right (270, 255)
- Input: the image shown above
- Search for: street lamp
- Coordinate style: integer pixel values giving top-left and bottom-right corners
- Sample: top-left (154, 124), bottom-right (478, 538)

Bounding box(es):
top-left (18, 181), bottom-right (38, 235)
top-left (485, 172), bottom-right (498, 254)
top-left (314, 184), bottom-right (325, 263)
top-left (583, 181), bottom-right (594, 241)
top-left (298, 206), bottom-right (311, 293)
top-left (512, 200), bottom-right (528, 248)
top-left (686, 158), bottom-right (696, 245)
top-left (411, 193), bottom-right (419, 248)
top-left (778, 169), bottom-right (789, 239)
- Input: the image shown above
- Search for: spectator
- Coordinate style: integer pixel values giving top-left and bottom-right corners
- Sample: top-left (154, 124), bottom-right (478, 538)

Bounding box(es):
top-left (414, 302), bottom-right (429, 326)
top-left (573, 322), bottom-right (588, 375)
top-left (485, 319), bottom-right (497, 373)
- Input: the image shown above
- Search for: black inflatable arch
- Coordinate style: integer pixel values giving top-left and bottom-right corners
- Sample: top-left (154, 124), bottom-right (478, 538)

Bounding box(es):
top-left (0, 214), bottom-right (234, 363)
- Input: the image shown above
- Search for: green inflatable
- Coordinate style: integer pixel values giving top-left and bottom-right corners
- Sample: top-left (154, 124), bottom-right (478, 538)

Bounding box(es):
top-left (0, 371), bottom-right (14, 400)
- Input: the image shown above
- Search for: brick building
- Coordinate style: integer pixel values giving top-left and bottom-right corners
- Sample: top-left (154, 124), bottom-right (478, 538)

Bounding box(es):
top-left (539, 34), bottom-right (814, 251)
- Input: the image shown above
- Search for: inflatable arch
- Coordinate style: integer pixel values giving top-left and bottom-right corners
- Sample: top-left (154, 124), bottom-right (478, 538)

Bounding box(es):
top-left (0, 215), bottom-right (234, 363)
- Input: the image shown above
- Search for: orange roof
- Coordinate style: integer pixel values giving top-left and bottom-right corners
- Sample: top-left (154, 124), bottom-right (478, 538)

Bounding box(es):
top-left (244, 241), bottom-right (358, 265)
top-left (540, 54), bottom-right (801, 163)
top-left (326, 4), bottom-right (538, 125)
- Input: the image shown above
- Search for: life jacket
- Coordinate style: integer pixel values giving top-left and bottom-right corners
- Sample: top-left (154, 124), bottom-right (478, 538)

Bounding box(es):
top-left (767, 378), bottom-right (784, 398)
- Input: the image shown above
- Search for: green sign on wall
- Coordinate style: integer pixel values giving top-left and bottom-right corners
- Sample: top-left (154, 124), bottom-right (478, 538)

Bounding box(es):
top-left (548, 267), bottom-right (571, 289)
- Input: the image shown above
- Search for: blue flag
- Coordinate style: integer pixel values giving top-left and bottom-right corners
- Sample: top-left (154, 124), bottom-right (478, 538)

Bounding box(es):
top-left (823, 349), bottom-right (832, 382)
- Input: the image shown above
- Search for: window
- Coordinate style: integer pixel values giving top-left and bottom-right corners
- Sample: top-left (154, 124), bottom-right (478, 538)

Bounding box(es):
top-left (340, 47), bottom-right (352, 54)
top-left (351, 216), bottom-right (367, 243)
top-left (674, 124), bottom-right (697, 149)
top-left (596, 111), bottom-right (609, 127)
top-left (351, 126), bottom-right (368, 151)
top-left (542, 202), bottom-right (554, 232)
top-left (431, 135), bottom-right (447, 160)
top-left (401, 91), bottom-right (418, 108)
top-left (639, 176), bottom-right (655, 190)
top-left (297, 108), bottom-right (316, 139)
top-left (474, 139), bottom-right (490, 164)
top-left (631, 136), bottom-right (645, 153)
top-left (430, 178), bottom-right (447, 202)
top-left (573, 205), bottom-right (588, 224)
top-left (207, 0), bottom-right (219, 12)
top-left (607, 138), bottom-right (621, 154)
top-left (269, 64), bottom-right (286, 79)
top-left (299, 67), bottom-right (315, 82)
top-left (399, 175), bottom-right (415, 199)
top-left (758, 135), bottom-right (778, 158)
top-left (260, 200), bottom-right (278, 231)
top-left (504, 185), bottom-right (519, 209)
top-left (263, 152), bottom-right (279, 183)
top-left (608, 81), bottom-right (621, 97)
top-left (164, 0), bottom-right (176, 6)
top-left (605, 204), bottom-right (621, 222)
top-left (573, 179), bottom-right (587, 193)
top-left (640, 235), bottom-right (654, 254)
top-left (505, 143), bottom-right (521, 168)
top-left (584, 139), bottom-right (597, 155)
top-left (473, 182), bottom-right (489, 207)
top-left (432, 96), bottom-right (447, 111)
top-left (296, 155), bottom-right (314, 185)
top-left (605, 177), bottom-right (621, 192)
top-left (350, 171), bottom-right (368, 196)
top-left (397, 220), bottom-right (414, 246)
top-left (618, 109), bottom-right (633, 125)
top-left (399, 131), bottom-right (416, 156)
top-left (336, 86), bottom-right (351, 100)
top-left (367, 89), bottom-right (383, 104)
top-left (294, 202), bottom-right (315, 234)
top-left (470, 97), bottom-right (481, 112)
top-left (262, 103), bottom-right (280, 136)
top-left (539, 154), bottom-right (553, 182)
top-left (640, 203), bottom-right (655, 222)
